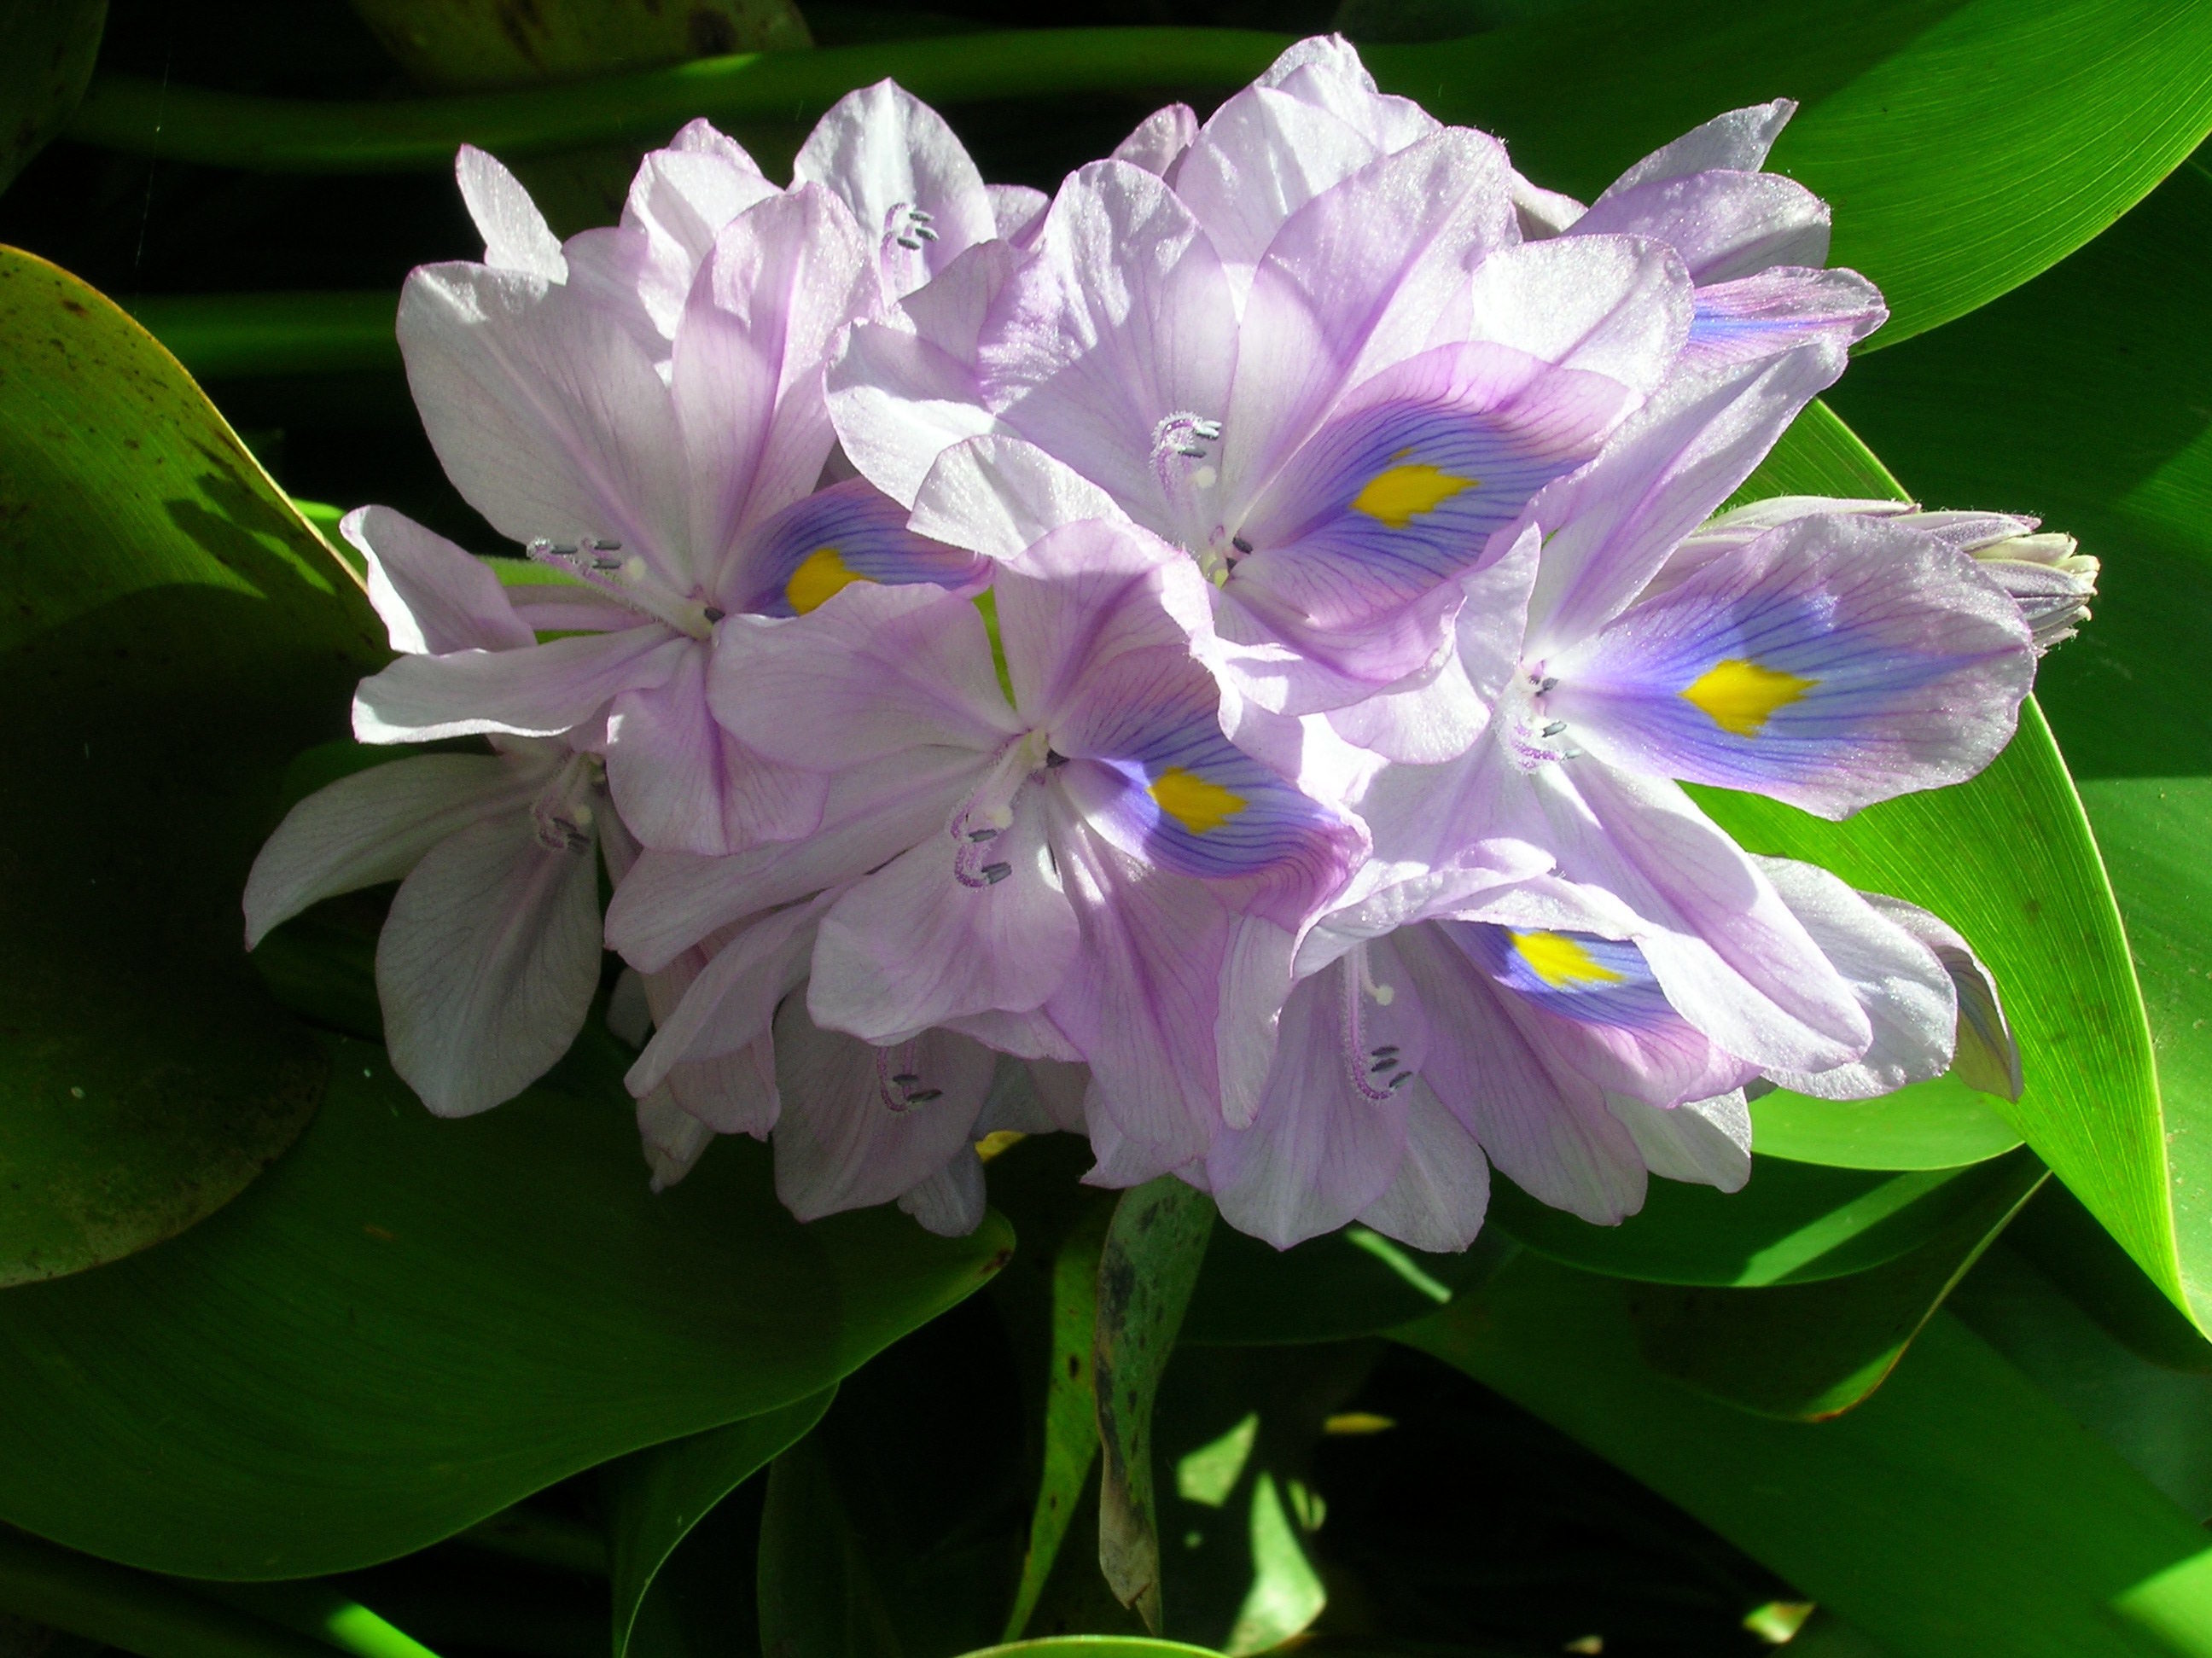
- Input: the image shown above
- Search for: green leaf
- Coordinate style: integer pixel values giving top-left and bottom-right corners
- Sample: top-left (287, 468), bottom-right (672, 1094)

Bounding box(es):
top-left (1952, 1236), bottom-right (2212, 1520)
top-left (1403, 1254), bottom-right (2212, 1658)
top-left (0, 1527), bottom-right (365, 1658)
top-left (1750, 1076), bottom-right (2023, 1172)
top-left (125, 293), bottom-right (401, 381)
top-left (1489, 1149), bottom-right (2039, 1288)
top-left (756, 1436), bottom-right (906, 1658)
top-left (1368, 0), bottom-right (2212, 347)
top-left (0, 248), bottom-right (387, 1286)
top-left (1179, 1222), bottom-right (1514, 1346)
top-left (606, 1390), bottom-right (835, 1658)
top-left (0, 0), bottom-right (104, 192)
top-left (0, 1033), bottom-right (1010, 1579)
top-left (1095, 1178), bottom-right (1215, 1633)
top-left (1626, 1149), bottom-right (2046, 1419)
top-left (1005, 1195), bottom-right (1114, 1643)
top-left (1827, 154), bottom-right (2212, 1335)
top-left (957, 1643), bottom-right (1222, 1658)
top-left (346, 0), bottom-right (812, 90)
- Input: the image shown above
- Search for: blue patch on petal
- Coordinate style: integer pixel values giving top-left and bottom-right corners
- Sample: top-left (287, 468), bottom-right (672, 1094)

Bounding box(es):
top-left (736, 476), bottom-right (987, 617)
top-left (1239, 393), bottom-right (1587, 624)
top-left (1443, 921), bottom-right (1677, 1033)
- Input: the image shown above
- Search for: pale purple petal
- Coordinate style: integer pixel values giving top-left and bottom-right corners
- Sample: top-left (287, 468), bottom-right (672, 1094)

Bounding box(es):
top-left (794, 79), bottom-right (998, 299)
top-left (353, 626), bottom-right (685, 742)
top-left (898, 1151), bottom-right (989, 1236)
top-left (398, 263), bottom-right (692, 582)
top-left (1391, 920), bottom-right (1649, 1224)
top-left (627, 898), bottom-right (825, 1098)
top-left (1222, 130), bottom-right (1518, 509)
top-left (1758, 861), bottom-right (1959, 1101)
top-left (378, 812), bottom-right (604, 1117)
top-left (604, 748), bottom-right (981, 969)
top-left (456, 145), bottom-right (566, 281)
top-left (908, 435), bottom-right (1126, 562)
top-left (1597, 101), bottom-right (1797, 196)
top-left (1046, 810), bottom-right (1240, 1166)
top-left (1205, 944), bottom-right (1423, 1248)
top-left (988, 183), bottom-right (1051, 244)
top-left (1605, 1089), bottom-right (1751, 1191)
top-left (1572, 171), bottom-right (1829, 284)
top-left (1510, 172), bottom-right (1585, 238)
top-left (771, 1002), bottom-right (997, 1221)
top-left (1875, 896), bottom-right (2023, 1100)
top-left (244, 752), bottom-right (536, 946)
top-left (809, 803), bottom-right (1080, 1040)
top-left (1545, 512), bottom-right (2034, 817)
top-left (1355, 1085), bottom-right (1492, 1253)
top-left (606, 643), bottom-right (830, 854)
top-left (1522, 340), bottom-right (1849, 654)
top-left (1173, 84), bottom-right (1389, 274)
top-left (1684, 268), bottom-right (1887, 368)
top-left (1488, 755), bottom-right (1873, 1072)
top-left (976, 160), bottom-right (1239, 533)
top-left (344, 505), bottom-right (537, 655)
top-left (620, 120), bottom-right (779, 340)
top-left (1462, 235), bottom-right (1691, 398)
top-left (830, 310), bottom-right (1001, 506)
top-left (1255, 35), bottom-right (1438, 153)
top-left (992, 515), bottom-right (1206, 723)
top-left (708, 585), bottom-right (1016, 768)
top-left (637, 1085), bottom-right (716, 1191)
top-left (675, 185), bottom-right (879, 566)
top-left (1111, 104), bottom-right (1197, 178)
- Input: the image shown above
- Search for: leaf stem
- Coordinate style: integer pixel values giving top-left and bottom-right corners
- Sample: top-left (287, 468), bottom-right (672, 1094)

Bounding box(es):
top-left (64, 30), bottom-right (1289, 174)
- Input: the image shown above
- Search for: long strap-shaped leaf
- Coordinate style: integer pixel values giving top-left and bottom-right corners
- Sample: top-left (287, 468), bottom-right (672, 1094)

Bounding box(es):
top-left (1403, 1254), bottom-right (2212, 1658)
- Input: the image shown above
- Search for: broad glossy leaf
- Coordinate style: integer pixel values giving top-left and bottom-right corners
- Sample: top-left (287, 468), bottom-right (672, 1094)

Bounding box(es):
top-left (1830, 154), bottom-right (2212, 1335)
top-left (1370, 0), bottom-right (2212, 346)
top-left (0, 248), bottom-right (385, 1285)
top-left (1627, 1151), bottom-right (2045, 1419)
top-left (757, 1437), bottom-right (903, 1658)
top-left (1096, 1178), bottom-right (1215, 1633)
top-left (1404, 1254), bottom-right (2212, 1658)
top-left (1750, 1077), bottom-right (2022, 1172)
top-left (606, 1390), bottom-right (834, 1658)
top-left (1953, 1240), bottom-right (2212, 1521)
top-left (0, 0), bottom-right (104, 191)
top-left (1489, 1150), bottom-right (2038, 1288)
top-left (0, 1033), bottom-right (1010, 1579)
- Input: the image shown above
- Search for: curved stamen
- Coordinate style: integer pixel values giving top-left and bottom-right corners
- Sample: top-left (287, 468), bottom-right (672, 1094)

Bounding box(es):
top-left (875, 1042), bottom-right (942, 1111)
top-left (948, 730), bottom-right (1051, 888)
top-left (1338, 945), bottom-right (1413, 1104)
top-left (527, 537), bottom-right (715, 640)
top-left (530, 750), bottom-right (605, 853)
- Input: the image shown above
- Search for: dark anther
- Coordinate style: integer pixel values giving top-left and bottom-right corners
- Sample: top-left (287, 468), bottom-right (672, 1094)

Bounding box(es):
top-left (892, 1072), bottom-right (921, 1085)
top-left (968, 828), bottom-right (1000, 842)
top-left (1370, 1056), bottom-right (1397, 1073)
top-left (1540, 720), bottom-right (1567, 737)
top-left (1372, 1044), bottom-right (1399, 1057)
top-left (982, 862), bottom-right (1013, 884)
top-left (905, 1088), bottom-right (944, 1103)
top-left (1537, 676), bottom-right (1558, 694)
top-left (702, 606), bottom-right (726, 623)
top-left (1231, 536), bottom-right (1254, 556)
top-left (1045, 749), bottom-right (1068, 768)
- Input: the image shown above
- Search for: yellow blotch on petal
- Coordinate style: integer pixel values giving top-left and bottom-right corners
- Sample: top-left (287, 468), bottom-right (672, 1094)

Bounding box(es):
top-left (786, 546), bottom-right (871, 614)
top-left (1511, 930), bottom-right (1626, 990)
top-left (1351, 463), bottom-right (1476, 529)
top-left (1150, 766), bottom-right (1248, 835)
top-left (1680, 657), bottom-right (1819, 737)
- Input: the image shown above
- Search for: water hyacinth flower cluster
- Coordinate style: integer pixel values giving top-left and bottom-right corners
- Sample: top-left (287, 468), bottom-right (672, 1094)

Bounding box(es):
top-left (246, 37), bottom-right (2090, 1253)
